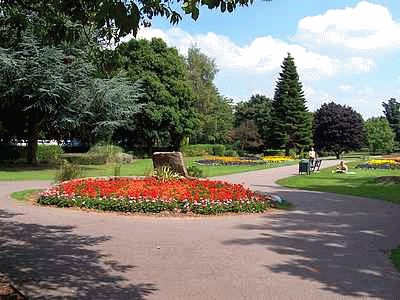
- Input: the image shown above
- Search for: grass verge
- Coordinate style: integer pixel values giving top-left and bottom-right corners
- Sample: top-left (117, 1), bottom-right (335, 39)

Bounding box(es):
top-left (277, 162), bottom-right (400, 203)
top-left (390, 247), bottom-right (400, 272)
top-left (10, 189), bottom-right (42, 201)
top-left (0, 158), bottom-right (297, 181)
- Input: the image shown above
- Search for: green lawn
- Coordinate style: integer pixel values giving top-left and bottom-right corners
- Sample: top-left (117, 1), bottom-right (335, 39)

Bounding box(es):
top-left (0, 157), bottom-right (296, 181)
top-left (10, 189), bottom-right (42, 201)
top-left (390, 247), bottom-right (400, 272)
top-left (277, 162), bottom-right (400, 203)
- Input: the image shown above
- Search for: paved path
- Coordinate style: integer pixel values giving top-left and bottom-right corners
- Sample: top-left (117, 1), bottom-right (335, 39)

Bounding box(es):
top-left (0, 161), bottom-right (400, 299)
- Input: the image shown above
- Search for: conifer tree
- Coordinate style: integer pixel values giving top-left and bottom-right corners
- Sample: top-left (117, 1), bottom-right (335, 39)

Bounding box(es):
top-left (270, 53), bottom-right (312, 155)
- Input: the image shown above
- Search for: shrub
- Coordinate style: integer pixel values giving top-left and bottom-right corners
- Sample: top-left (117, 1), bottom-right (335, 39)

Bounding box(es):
top-left (110, 152), bottom-right (134, 164)
top-left (187, 165), bottom-right (204, 178)
top-left (224, 149), bottom-right (238, 157)
top-left (212, 144), bottom-right (225, 156)
top-left (181, 144), bottom-right (226, 157)
top-left (37, 144), bottom-right (64, 163)
top-left (56, 160), bottom-right (83, 182)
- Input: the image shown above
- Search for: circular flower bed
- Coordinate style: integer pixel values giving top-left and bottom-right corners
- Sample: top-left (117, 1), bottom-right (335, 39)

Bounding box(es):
top-left (38, 177), bottom-right (272, 214)
top-left (197, 156), bottom-right (264, 166)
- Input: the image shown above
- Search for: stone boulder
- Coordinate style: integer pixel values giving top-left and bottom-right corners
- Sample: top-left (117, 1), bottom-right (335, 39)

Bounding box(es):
top-left (152, 152), bottom-right (188, 177)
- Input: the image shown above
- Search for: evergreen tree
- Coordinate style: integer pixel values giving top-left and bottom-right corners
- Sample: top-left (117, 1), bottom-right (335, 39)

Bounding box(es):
top-left (382, 98), bottom-right (400, 143)
top-left (270, 53), bottom-right (312, 155)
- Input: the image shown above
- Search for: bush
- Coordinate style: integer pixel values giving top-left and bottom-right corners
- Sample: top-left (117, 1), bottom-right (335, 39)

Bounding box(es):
top-left (212, 144), bottom-right (225, 156)
top-left (0, 144), bottom-right (26, 162)
top-left (224, 149), bottom-right (238, 157)
top-left (151, 166), bottom-right (182, 181)
top-left (56, 160), bottom-right (83, 182)
top-left (187, 165), bottom-right (204, 178)
top-left (264, 149), bottom-right (285, 156)
top-left (110, 152), bottom-right (134, 164)
top-left (181, 144), bottom-right (226, 157)
top-left (37, 144), bottom-right (64, 163)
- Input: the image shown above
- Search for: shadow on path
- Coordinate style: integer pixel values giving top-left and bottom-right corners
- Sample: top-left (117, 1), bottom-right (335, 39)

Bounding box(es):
top-left (223, 190), bottom-right (400, 299)
top-left (0, 209), bottom-right (157, 299)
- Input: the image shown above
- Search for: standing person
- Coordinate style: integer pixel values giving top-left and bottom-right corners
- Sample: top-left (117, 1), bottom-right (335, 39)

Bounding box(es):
top-left (308, 147), bottom-right (316, 160)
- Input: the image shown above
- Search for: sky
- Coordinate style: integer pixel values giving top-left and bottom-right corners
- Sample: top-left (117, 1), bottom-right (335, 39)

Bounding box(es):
top-left (131, 0), bottom-right (400, 118)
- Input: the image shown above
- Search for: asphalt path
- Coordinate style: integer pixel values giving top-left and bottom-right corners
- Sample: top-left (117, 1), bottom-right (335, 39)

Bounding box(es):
top-left (0, 160), bottom-right (399, 299)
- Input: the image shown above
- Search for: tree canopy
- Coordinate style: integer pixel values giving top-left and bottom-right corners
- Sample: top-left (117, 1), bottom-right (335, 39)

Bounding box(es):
top-left (314, 102), bottom-right (364, 159)
top-left (270, 53), bottom-right (313, 155)
top-left (1, 0), bottom-right (256, 44)
top-left (382, 98), bottom-right (400, 143)
top-left (365, 117), bottom-right (395, 154)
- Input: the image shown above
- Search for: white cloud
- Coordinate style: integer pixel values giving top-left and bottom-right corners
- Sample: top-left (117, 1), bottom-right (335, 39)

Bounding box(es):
top-left (296, 1), bottom-right (400, 52)
top-left (339, 85), bottom-right (352, 92)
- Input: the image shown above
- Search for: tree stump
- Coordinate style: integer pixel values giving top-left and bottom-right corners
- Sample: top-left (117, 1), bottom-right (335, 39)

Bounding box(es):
top-left (152, 152), bottom-right (188, 177)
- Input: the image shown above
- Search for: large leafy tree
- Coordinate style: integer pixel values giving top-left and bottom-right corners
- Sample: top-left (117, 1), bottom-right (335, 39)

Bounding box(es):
top-left (314, 102), bottom-right (364, 159)
top-left (235, 94), bottom-right (272, 147)
top-left (0, 34), bottom-right (140, 164)
top-left (229, 120), bottom-right (262, 151)
top-left (1, 0), bottom-right (257, 45)
top-left (113, 38), bottom-right (198, 153)
top-left (270, 53), bottom-right (312, 155)
top-left (186, 47), bottom-right (233, 144)
top-left (382, 98), bottom-right (400, 143)
top-left (365, 117), bottom-right (395, 154)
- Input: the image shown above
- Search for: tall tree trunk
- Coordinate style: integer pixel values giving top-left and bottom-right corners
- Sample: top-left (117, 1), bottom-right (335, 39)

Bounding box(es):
top-left (335, 151), bottom-right (341, 159)
top-left (27, 122), bottom-right (39, 165)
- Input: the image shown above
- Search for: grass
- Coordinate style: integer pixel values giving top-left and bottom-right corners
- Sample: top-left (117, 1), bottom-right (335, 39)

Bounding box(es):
top-left (0, 157), bottom-right (297, 181)
top-left (390, 247), bottom-right (400, 272)
top-left (10, 189), bottom-right (42, 201)
top-left (277, 162), bottom-right (400, 203)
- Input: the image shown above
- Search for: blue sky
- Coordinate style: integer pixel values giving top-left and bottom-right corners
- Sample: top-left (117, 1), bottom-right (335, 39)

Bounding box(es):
top-left (133, 0), bottom-right (400, 118)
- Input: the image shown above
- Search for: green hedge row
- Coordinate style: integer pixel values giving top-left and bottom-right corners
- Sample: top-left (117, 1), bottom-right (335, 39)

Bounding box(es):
top-left (38, 196), bottom-right (270, 215)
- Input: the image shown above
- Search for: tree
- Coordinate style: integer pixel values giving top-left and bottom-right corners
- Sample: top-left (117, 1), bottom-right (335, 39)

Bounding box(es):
top-left (113, 38), bottom-right (198, 153)
top-left (235, 94), bottom-right (272, 147)
top-left (0, 34), bottom-right (140, 164)
top-left (365, 117), bottom-right (395, 154)
top-left (2, 0), bottom-right (257, 45)
top-left (186, 47), bottom-right (233, 144)
top-left (270, 53), bottom-right (313, 155)
top-left (382, 98), bottom-right (400, 143)
top-left (230, 120), bottom-right (262, 151)
top-left (314, 102), bottom-right (364, 159)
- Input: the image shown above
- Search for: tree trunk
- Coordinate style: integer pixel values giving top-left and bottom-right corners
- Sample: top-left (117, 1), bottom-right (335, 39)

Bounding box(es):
top-left (27, 122), bottom-right (39, 165)
top-left (335, 151), bottom-right (341, 159)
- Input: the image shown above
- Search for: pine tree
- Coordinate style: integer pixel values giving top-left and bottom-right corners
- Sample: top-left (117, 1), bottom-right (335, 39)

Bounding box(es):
top-left (270, 53), bottom-right (312, 155)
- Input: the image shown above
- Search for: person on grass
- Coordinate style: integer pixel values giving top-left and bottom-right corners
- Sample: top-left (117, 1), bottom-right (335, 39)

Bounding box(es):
top-left (335, 161), bottom-right (348, 173)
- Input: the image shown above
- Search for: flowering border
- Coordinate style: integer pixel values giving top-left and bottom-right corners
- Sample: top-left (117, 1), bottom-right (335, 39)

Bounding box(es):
top-left (38, 177), bottom-right (272, 215)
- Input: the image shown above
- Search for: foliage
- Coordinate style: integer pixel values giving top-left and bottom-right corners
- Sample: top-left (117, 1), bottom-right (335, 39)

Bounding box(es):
top-left (113, 38), bottom-right (198, 152)
top-left (382, 98), bottom-right (400, 143)
top-left (262, 156), bottom-right (294, 162)
top-left (235, 94), bottom-right (272, 146)
top-left (230, 120), bottom-right (263, 151)
top-left (390, 247), bottom-right (400, 272)
top-left (186, 47), bottom-right (233, 144)
top-left (1, 0), bottom-right (256, 45)
top-left (314, 102), bottom-right (364, 159)
top-left (181, 144), bottom-right (226, 156)
top-left (187, 165), bottom-right (204, 178)
top-left (56, 160), bottom-right (83, 182)
top-left (365, 117), bottom-right (395, 154)
top-left (357, 159), bottom-right (400, 169)
top-left (37, 145), bottom-right (64, 163)
top-left (151, 166), bottom-right (183, 181)
top-left (270, 53), bottom-right (313, 154)
top-left (38, 177), bottom-right (272, 214)
top-left (197, 156), bottom-right (264, 166)
top-left (0, 34), bottom-right (93, 164)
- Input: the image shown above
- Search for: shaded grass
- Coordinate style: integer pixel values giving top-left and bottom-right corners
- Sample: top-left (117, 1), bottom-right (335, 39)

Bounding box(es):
top-left (0, 157), bottom-right (297, 181)
top-left (390, 247), bottom-right (400, 272)
top-left (10, 189), bottom-right (42, 201)
top-left (277, 162), bottom-right (400, 203)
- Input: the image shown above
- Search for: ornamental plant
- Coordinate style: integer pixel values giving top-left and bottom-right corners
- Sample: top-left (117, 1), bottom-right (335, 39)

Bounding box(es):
top-left (39, 177), bottom-right (272, 214)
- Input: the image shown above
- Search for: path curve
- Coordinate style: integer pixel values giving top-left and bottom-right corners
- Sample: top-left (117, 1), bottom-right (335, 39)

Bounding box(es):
top-left (1, 161), bottom-right (400, 299)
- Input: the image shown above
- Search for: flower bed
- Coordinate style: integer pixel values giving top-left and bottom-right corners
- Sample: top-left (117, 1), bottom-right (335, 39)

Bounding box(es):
top-left (357, 159), bottom-right (400, 169)
top-left (38, 177), bottom-right (272, 214)
top-left (262, 156), bottom-right (294, 163)
top-left (197, 156), bottom-right (264, 166)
